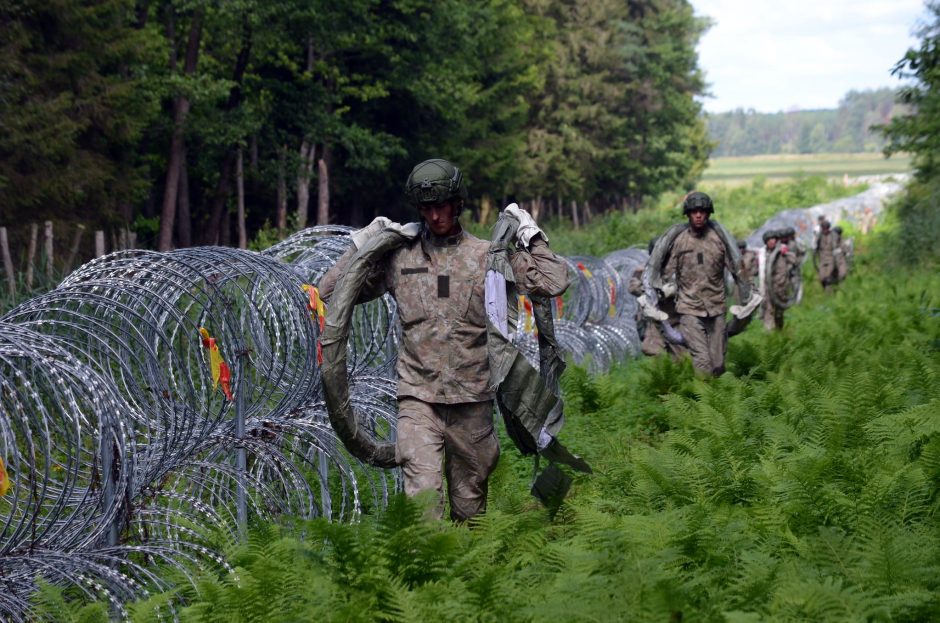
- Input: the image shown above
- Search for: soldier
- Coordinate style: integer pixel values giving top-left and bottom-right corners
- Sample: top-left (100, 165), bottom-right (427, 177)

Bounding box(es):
top-left (661, 191), bottom-right (736, 376)
top-left (832, 225), bottom-right (850, 282)
top-left (726, 239), bottom-right (759, 337)
top-left (815, 219), bottom-right (839, 291)
top-left (760, 229), bottom-right (797, 330)
top-left (319, 158), bottom-right (568, 522)
top-left (628, 238), bottom-right (684, 358)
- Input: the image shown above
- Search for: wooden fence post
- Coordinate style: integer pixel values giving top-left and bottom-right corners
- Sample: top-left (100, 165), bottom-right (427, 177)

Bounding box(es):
top-left (43, 221), bottom-right (54, 280)
top-left (0, 227), bottom-right (16, 298)
top-left (95, 230), bottom-right (106, 257)
top-left (25, 223), bottom-right (38, 288)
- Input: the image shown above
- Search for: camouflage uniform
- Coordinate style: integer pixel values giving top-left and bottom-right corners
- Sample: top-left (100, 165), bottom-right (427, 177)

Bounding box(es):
top-left (761, 245), bottom-right (797, 330)
top-left (834, 233), bottom-right (850, 283)
top-left (815, 229), bottom-right (839, 289)
top-left (663, 226), bottom-right (733, 375)
top-left (726, 246), bottom-right (759, 338)
top-left (627, 266), bottom-right (684, 358)
top-left (320, 227), bottom-right (567, 520)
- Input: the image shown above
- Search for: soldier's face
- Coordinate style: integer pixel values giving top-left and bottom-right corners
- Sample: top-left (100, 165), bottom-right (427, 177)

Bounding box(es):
top-left (687, 208), bottom-right (709, 230)
top-left (766, 238), bottom-right (777, 249)
top-left (419, 200), bottom-right (460, 236)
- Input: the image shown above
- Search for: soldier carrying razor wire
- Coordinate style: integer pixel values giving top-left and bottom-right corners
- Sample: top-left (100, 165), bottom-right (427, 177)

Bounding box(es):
top-left (628, 238), bottom-right (685, 358)
top-left (318, 158), bottom-right (571, 522)
top-left (647, 192), bottom-right (759, 376)
top-left (815, 219), bottom-right (839, 291)
top-left (760, 229), bottom-right (798, 331)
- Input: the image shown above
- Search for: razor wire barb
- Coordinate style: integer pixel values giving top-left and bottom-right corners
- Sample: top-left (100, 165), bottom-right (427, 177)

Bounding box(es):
top-left (0, 183), bottom-right (901, 619)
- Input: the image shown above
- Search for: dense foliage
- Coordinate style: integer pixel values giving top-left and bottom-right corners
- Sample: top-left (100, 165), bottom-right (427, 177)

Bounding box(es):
top-left (875, 2), bottom-right (940, 269)
top-left (0, 0), bottom-right (710, 249)
top-left (707, 88), bottom-right (907, 157)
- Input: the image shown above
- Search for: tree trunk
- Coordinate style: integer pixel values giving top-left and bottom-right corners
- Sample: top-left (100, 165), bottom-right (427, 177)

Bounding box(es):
top-left (204, 20), bottom-right (253, 244)
top-left (276, 146), bottom-right (287, 233)
top-left (157, 8), bottom-right (203, 251)
top-left (176, 147), bottom-right (192, 247)
top-left (570, 200), bottom-right (580, 230)
top-left (296, 141), bottom-right (315, 229)
top-left (316, 144), bottom-right (330, 225)
top-left (531, 195), bottom-right (542, 222)
top-left (237, 148), bottom-right (247, 249)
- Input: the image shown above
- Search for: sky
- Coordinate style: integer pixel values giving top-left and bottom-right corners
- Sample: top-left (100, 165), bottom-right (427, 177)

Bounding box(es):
top-left (691, 0), bottom-right (931, 113)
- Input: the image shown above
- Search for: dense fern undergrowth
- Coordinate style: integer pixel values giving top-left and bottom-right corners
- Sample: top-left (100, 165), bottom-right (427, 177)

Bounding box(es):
top-left (36, 185), bottom-right (940, 622)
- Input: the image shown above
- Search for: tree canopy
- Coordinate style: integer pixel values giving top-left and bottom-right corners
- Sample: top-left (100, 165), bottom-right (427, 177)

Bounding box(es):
top-left (0, 0), bottom-right (710, 248)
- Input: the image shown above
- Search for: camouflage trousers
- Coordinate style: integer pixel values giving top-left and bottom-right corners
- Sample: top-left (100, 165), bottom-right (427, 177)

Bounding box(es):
top-left (818, 258), bottom-right (838, 288)
top-left (641, 320), bottom-right (687, 359)
top-left (679, 313), bottom-right (727, 376)
top-left (761, 300), bottom-right (785, 331)
top-left (395, 398), bottom-right (500, 522)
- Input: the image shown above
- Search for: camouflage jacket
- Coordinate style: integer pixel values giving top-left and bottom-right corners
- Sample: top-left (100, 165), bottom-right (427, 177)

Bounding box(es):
top-left (663, 225), bottom-right (734, 317)
top-left (320, 226), bottom-right (568, 404)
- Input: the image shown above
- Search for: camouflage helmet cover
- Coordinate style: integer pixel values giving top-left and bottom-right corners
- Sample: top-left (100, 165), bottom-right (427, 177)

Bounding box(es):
top-left (682, 191), bottom-right (714, 215)
top-left (762, 229), bottom-right (779, 243)
top-left (405, 158), bottom-right (468, 205)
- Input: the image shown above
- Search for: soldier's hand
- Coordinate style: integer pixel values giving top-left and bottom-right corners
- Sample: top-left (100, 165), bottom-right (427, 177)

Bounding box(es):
top-left (504, 203), bottom-right (547, 248)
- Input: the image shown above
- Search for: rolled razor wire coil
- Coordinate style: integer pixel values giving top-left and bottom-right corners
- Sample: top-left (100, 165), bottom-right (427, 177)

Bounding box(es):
top-left (0, 324), bottom-right (144, 620)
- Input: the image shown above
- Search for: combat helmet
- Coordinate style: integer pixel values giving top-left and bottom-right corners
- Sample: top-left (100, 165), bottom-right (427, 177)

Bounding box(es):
top-left (762, 229), bottom-right (779, 244)
top-left (405, 159), bottom-right (468, 205)
top-left (682, 191), bottom-right (713, 215)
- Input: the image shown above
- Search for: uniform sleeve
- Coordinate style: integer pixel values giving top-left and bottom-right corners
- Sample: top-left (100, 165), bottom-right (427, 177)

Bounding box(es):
top-left (663, 244), bottom-right (678, 284)
top-left (317, 246), bottom-right (388, 304)
top-left (509, 237), bottom-right (570, 297)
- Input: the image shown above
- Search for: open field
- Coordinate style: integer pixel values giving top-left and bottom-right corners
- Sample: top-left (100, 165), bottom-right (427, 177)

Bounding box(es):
top-left (702, 152), bottom-right (912, 184)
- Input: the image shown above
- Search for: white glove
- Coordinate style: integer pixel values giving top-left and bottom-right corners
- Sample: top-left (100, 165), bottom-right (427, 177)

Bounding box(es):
top-left (659, 281), bottom-right (677, 299)
top-left (504, 203), bottom-right (547, 248)
top-left (637, 294), bottom-right (669, 322)
top-left (350, 217), bottom-right (420, 248)
top-left (350, 217), bottom-right (392, 248)
top-left (730, 292), bottom-right (763, 319)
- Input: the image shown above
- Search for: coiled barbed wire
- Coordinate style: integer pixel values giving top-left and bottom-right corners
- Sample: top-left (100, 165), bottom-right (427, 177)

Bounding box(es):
top-left (0, 182), bottom-right (901, 617)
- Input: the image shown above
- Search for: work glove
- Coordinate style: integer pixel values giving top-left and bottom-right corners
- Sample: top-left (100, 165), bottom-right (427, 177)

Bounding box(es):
top-left (659, 281), bottom-right (677, 299)
top-left (730, 292), bottom-right (763, 319)
top-left (350, 217), bottom-right (420, 248)
top-left (350, 217), bottom-right (392, 248)
top-left (636, 294), bottom-right (669, 322)
top-left (504, 203), bottom-right (547, 248)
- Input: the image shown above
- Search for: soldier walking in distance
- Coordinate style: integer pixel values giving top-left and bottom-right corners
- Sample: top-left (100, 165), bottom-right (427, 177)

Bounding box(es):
top-left (815, 219), bottom-right (839, 291)
top-left (832, 225), bottom-right (851, 283)
top-left (760, 230), bottom-right (797, 330)
top-left (319, 158), bottom-right (568, 521)
top-left (628, 238), bottom-right (684, 358)
top-left (726, 239), bottom-right (759, 337)
top-left (661, 192), bottom-right (737, 376)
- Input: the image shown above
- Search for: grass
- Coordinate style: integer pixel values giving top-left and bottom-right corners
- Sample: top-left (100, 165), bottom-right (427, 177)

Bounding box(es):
top-left (702, 152), bottom-right (912, 185)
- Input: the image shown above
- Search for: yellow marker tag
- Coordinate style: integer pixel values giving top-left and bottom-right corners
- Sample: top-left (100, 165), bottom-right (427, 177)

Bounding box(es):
top-left (208, 343), bottom-right (222, 389)
top-left (0, 456), bottom-right (10, 496)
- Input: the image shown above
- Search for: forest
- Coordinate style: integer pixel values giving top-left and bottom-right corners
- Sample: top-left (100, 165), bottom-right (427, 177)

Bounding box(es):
top-left (0, 0), bottom-right (710, 252)
top-left (706, 87), bottom-right (909, 157)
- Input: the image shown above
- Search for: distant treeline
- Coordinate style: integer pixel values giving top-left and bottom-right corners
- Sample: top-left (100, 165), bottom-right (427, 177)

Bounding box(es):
top-left (0, 0), bottom-right (710, 252)
top-left (706, 88), bottom-right (909, 157)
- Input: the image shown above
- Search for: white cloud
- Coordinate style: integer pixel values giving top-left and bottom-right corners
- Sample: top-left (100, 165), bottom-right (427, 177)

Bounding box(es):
top-left (692, 0), bottom-right (929, 112)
